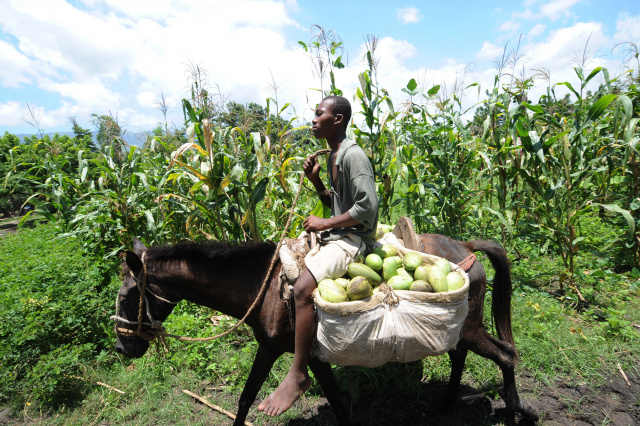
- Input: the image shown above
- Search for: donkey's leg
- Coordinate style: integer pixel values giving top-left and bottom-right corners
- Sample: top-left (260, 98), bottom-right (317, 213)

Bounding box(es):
top-left (445, 347), bottom-right (469, 403)
top-left (233, 343), bottom-right (282, 426)
top-left (308, 357), bottom-right (351, 426)
top-left (468, 331), bottom-right (539, 422)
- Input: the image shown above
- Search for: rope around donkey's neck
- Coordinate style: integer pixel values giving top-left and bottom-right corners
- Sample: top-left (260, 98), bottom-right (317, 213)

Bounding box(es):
top-left (131, 148), bottom-right (332, 343)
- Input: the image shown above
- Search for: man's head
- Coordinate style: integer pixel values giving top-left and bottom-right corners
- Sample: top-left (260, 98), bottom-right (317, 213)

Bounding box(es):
top-left (323, 96), bottom-right (351, 129)
top-left (311, 96), bottom-right (351, 140)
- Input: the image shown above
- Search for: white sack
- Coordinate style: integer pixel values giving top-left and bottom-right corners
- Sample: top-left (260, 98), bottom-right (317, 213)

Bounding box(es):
top-left (311, 235), bottom-right (469, 368)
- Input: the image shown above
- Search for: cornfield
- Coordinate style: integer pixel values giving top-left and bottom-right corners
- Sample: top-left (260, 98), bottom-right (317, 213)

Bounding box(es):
top-left (4, 38), bottom-right (640, 303)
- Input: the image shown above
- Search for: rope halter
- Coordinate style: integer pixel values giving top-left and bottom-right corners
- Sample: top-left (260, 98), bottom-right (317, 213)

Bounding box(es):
top-left (111, 251), bottom-right (178, 341)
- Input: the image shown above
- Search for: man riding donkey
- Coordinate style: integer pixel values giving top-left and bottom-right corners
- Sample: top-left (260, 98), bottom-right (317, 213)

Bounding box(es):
top-left (258, 95), bottom-right (379, 416)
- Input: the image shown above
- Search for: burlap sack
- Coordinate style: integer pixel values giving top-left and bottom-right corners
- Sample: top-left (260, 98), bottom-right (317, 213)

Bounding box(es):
top-left (311, 237), bottom-right (469, 367)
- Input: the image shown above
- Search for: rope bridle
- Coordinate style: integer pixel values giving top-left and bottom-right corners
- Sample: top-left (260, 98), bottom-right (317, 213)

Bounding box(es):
top-left (111, 251), bottom-right (179, 342)
top-left (112, 148), bottom-right (332, 345)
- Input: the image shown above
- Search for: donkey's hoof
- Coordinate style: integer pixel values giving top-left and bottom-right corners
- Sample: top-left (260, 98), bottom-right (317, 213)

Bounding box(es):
top-left (519, 400), bottom-right (539, 422)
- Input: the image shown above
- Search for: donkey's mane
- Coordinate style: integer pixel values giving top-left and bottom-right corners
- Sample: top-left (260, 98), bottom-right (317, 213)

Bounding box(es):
top-left (147, 240), bottom-right (277, 264)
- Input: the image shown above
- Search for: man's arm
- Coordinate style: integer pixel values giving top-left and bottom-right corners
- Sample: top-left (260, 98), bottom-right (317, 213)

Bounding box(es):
top-left (303, 211), bottom-right (360, 232)
top-left (303, 154), bottom-right (331, 207)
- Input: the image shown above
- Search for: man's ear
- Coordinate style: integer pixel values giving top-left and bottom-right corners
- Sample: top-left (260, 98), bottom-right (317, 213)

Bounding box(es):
top-left (132, 238), bottom-right (147, 256)
top-left (126, 251), bottom-right (144, 276)
top-left (334, 113), bottom-right (344, 127)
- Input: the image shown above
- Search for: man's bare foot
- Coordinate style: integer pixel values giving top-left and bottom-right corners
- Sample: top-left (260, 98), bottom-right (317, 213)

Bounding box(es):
top-left (257, 371), bottom-right (311, 416)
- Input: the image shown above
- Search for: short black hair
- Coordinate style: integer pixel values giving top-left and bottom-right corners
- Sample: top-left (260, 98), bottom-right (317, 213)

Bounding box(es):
top-left (323, 96), bottom-right (351, 129)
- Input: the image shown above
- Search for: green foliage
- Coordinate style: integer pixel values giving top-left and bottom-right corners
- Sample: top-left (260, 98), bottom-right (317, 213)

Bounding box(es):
top-left (0, 223), bottom-right (116, 408)
top-left (0, 132), bottom-right (102, 219)
top-left (299, 25), bottom-right (346, 97)
top-left (2, 32), bottom-right (640, 422)
top-left (91, 113), bottom-right (123, 152)
top-left (0, 131), bottom-right (29, 216)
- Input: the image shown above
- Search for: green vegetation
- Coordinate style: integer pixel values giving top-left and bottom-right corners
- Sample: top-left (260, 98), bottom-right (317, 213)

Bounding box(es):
top-left (0, 31), bottom-right (639, 423)
top-left (0, 224), bottom-right (115, 409)
top-left (1, 222), bottom-right (637, 424)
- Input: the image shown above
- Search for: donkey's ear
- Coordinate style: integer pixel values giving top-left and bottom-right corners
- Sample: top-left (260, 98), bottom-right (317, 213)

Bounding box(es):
top-left (126, 251), bottom-right (144, 276)
top-left (132, 238), bottom-right (147, 256)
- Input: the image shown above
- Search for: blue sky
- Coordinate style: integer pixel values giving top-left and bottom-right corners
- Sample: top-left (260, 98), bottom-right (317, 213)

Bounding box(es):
top-left (1, 0), bottom-right (638, 135)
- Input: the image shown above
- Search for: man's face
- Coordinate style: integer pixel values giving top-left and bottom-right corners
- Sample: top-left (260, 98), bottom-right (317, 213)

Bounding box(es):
top-left (311, 99), bottom-right (340, 140)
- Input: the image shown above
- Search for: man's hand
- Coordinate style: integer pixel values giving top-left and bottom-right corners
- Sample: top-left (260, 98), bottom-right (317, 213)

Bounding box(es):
top-left (304, 212), bottom-right (360, 233)
top-left (303, 155), bottom-right (321, 182)
top-left (303, 215), bottom-right (328, 232)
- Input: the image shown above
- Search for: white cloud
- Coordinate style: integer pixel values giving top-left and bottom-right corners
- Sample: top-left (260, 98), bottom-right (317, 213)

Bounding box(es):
top-left (136, 91), bottom-right (157, 109)
top-left (0, 0), bottom-right (632, 135)
top-left (469, 20), bottom-right (616, 119)
top-left (0, 39), bottom-right (35, 87)
top-left (519, 21), bottom-right (614, 103)
top-left (0, 0), bottom-right (308, 131)
top-left (539, 0), bottom-right (581, 20)
top-left (477, 41), bottom-right (505, 61)
top-left (41, 79), bottom-right (124, 111)
top-left (94, 0), bottom-right (174, 21)
top-left (499, 20), bottom-right (521, 33)
top-left (528, 23), bottom-right (546, 39)
top-left (512, 9), bottom-right (534, 20)
top-left (525, 22), bottom-right (607, 69)
top-left (339, 37), bottom-right (470, 118)
top-left (614, 13), bottom-right (640, 42)
top-left (376, 37), bottom-right (418, 62)
top-left (512, 0), bottom-right (581, 21)
top-left (0, 101), bottom-right (25, 127)
top-left (397, 7), bottom-right (421, 24)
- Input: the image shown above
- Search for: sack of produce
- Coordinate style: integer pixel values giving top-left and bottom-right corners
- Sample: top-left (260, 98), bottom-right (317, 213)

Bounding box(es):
top-left (312, 235), bottom-right (469, 367)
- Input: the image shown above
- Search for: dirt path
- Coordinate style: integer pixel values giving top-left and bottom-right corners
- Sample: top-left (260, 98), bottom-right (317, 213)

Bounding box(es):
top-left (245, 368), bottom-right (640, 425)
top-left (287, 370), bottom-right (639, 425)
top-left (0, 215), bottom-right (39, 237)
top-left (0, 361), bottom-right (637, 425)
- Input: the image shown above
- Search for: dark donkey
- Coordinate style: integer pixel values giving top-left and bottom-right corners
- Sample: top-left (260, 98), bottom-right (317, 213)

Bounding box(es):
top-left (115, 235), bottom-right (538, 425)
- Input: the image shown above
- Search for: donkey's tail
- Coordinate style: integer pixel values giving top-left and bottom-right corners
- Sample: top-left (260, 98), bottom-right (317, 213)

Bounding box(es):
top-left (466, 240), bottom-right (516, 354)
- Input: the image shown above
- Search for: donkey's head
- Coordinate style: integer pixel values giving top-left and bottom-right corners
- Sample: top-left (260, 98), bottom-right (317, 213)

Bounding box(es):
top-left (114, 239), bottom-right (178, 358)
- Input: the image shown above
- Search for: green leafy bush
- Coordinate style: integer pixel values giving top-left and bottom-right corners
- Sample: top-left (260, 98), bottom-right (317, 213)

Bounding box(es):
top-left (0, 223), bottom-right (116, 408)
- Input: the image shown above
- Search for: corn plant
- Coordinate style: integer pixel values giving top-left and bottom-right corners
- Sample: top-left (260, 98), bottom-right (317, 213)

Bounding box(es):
top-left (405, 83), bottom-right (482, 236)
top-left (298, 24), bottom-right (346, 97)
top-left (511, 66), bottom-right (626, 302)
top-left (353, 42), bottom-right (397, 221)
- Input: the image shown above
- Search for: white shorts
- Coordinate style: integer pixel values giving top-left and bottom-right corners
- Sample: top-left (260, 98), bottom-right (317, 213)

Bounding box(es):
top-left (304, 233), bottom-right (366, 283)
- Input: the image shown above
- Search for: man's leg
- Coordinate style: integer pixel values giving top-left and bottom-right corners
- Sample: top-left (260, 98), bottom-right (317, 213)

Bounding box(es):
top-left (257, 269), bottom-right (316, 416)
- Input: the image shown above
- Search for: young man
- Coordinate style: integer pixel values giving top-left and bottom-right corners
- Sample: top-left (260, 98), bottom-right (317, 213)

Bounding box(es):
top-left (258, 96), bottom-right (379, 416)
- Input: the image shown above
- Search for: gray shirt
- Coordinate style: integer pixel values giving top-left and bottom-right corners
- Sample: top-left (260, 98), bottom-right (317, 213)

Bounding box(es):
top-left (321, 138), bottom-right (379, 250)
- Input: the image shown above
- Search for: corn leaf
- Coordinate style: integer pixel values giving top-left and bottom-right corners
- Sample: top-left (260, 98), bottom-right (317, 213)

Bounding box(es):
top-left (593, 203), bottom-right (635, 234)
top-left (585, 94), bottom-right (617, 124)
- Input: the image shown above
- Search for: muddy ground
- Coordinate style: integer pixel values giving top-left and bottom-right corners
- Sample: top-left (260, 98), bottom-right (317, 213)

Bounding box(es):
top-left (200, 366), bottom-right (640, 426)
top-left (1, 363), bottom-right (637, 425)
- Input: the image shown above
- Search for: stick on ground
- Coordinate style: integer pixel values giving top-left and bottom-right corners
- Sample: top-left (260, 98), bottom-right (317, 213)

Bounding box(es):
top-left (617, 363), bottom-right (631, 386)
top-left (96, 381), bottom-right (125, 394)
top-left (182, 389), bottom-right (254, 426)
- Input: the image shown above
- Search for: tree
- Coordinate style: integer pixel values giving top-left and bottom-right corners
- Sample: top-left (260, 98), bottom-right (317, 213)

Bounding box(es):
top-left (91, 113), bottom-right (123, 148)
top-left (219, 101), bottom-right (290, 143)
top-left (220, 102), bottom-right (268, 134)
top-left (142, 125), bottom-right (188, 151)
top-left (68, 116), bottom-right (96, 151)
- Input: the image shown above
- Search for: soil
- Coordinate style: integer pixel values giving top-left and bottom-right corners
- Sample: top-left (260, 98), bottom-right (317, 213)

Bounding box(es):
top-left (0, 215), bottom-right (40, 237)
top-left (233, 366), bottom-right (639, 426)
top-left (2, 367), bottom-right (637, 425)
